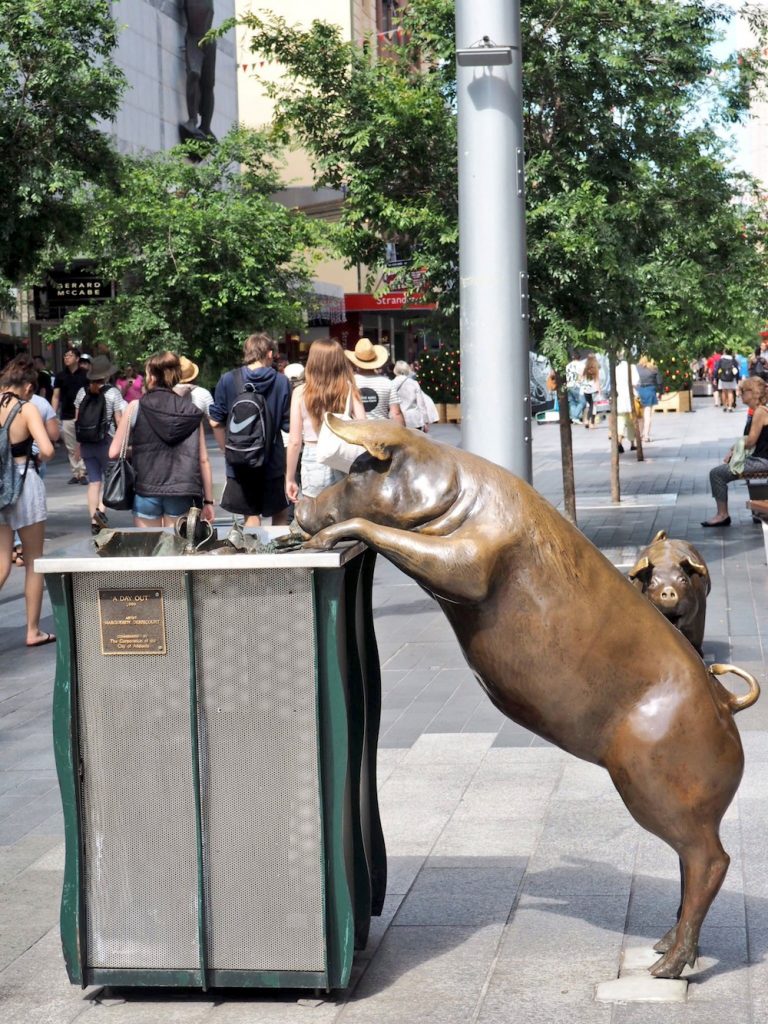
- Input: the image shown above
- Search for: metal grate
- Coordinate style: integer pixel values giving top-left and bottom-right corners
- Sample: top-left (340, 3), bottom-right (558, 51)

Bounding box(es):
top-left (73, 572), bottom-right (199, 970)
top-left (193, 568), bottom-right (326, 973)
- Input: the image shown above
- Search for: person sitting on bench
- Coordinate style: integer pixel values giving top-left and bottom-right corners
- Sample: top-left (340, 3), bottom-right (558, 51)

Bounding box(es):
top-left (702, 376), bottom-right (768, 527)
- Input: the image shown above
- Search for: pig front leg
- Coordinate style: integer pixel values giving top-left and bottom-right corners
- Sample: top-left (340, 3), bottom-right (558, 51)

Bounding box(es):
top-left (306, 518), bottom-right (492, 603)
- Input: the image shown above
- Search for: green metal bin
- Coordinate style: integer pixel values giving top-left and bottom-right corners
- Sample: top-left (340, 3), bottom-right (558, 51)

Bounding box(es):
top-left (37, 535), bottom-right (386, 991)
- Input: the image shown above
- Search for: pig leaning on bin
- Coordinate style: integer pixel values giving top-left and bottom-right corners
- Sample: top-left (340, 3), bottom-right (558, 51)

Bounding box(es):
top-left (628, 531), bottom-right (710, 655)
top-left (296, 418), bottom-right (760, 980)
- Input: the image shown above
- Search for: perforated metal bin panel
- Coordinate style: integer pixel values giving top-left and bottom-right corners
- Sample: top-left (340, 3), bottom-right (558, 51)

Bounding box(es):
top-left (73, 572), bottom-right (199, 970)
top-left (192, 568), bottom-right (325, 973)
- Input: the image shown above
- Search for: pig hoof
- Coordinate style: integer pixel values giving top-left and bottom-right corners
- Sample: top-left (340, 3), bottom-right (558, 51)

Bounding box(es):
top-left (649, 944), bottom-right (697, 979)
top-left (653, 925), bottom-right (678, 954)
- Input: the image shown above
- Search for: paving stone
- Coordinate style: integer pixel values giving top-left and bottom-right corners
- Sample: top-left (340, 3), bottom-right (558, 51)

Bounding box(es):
top-left (595, 976), bottom-right (688, 1003)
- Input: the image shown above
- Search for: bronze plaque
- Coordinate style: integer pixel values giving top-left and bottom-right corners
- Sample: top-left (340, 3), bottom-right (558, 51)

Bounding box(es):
top-left (98, 589), bottom-right (167, 656)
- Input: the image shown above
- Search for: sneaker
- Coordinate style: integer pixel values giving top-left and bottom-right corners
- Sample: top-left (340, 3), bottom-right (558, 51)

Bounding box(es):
top-left (79, 476), bottom-right (89, 485)
top-left (68, 476), bottom-right (81, 485)
top-left (617, 442), bottom-right (625, 454)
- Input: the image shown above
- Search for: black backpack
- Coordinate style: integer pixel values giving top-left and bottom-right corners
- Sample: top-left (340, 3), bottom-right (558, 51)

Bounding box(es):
top-left (718, 356), bottom-right (736, 383)
top-left (76, 385), bottom-right (112, 443)
top-left (224, 370), bottom-right (273, 469)
top-left (0, 395), bottom-right (28, 511)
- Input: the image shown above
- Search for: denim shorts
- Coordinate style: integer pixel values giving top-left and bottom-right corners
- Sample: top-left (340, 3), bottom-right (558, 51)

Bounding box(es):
top-left (80, 441), bottom-right (111, 483)
top-left (300, 444), bottom-right (345, 498)
top-left (133, 494), bottom-right (199, 520)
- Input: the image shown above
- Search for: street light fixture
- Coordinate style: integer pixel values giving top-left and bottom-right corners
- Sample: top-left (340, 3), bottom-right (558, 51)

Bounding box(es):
top-left (456, 35), bottom-right (516, 67)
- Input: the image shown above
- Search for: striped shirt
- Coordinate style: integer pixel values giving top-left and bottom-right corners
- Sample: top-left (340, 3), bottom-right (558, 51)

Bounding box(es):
top-left (354, 373), bottom-right (400, 420)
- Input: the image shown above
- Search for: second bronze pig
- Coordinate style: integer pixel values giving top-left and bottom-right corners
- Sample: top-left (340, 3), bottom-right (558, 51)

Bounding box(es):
top-left (628, 531), bottom-right (710, 655)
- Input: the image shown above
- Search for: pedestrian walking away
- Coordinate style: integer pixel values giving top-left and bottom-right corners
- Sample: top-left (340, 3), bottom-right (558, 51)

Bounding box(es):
top-left (110, 351), bottom-right (214, 526)
top-left (209, 332), bottom-right (291, 527)
top-left (73, 354), bottom-right (126, 534)
top-left (392, 360), bottom-right (432, 431)
top-left (285, 339), bottom-right (365, 502)
top-left (635, 355), bottom-right (661, 442)
top-left (345, 338), bottom-right (404, 424)
top-left (174, 355), bottom-right (214, 415)
top-left (717, 348), bottom-right (740, 411)
top-left (701, 376), bottom-right (768, 527)
top-left (0, 357), bottom-right (55, 647)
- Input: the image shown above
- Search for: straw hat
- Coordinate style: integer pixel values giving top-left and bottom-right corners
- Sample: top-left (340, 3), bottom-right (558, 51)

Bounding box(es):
top-left (345, 337), bottom-right (389, 370)
top-left (179, 356), bottom-right (199, 384)
top-left (86, 354), bottom-right (117, 381)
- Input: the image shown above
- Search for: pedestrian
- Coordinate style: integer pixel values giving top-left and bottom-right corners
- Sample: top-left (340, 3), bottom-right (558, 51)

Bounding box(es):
top-left (0, 358), bottom-right (56, 646)
top-left (749, 346), bottom-right (768, 382)
top-left (109, 351), bottom-right (214, 527)
top-left (707, 350), bottom-right (722, 407)
top-left (392, 360), bottom-right (431, 430)
top-left (635, 356), bottom-right (661, 442)
top-left (579, 354), bottom-right (601, 428)
top-left (565, 355), bottom-right (586, 424)
top-left (174, 356), bottom-right (214, 415)
top-left (702, 376), bottom-right (768, 527)
top-left (6, 356), bottom-right (60, 567)
top-left (116, 363), bottom-right (144, 403)
top-left (51, 347), bottom-right (89, 485)
top-left (614, 357), bottom-right (639, 453)
top-left (344, 338), bottom-right (404, 424)
top-left (717, 348), bottom-right (740, 412)
top-left (209, 332), bottom-right (291, 527)
top-left (33, 356), bottom-right (53, 403)
top-left (74, 354), bottom-right (126, 534)
top-left (285, 339), bottom-right (365, 502)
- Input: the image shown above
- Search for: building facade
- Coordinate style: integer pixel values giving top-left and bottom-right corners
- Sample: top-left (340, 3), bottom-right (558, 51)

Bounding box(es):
top-left (236, 0), bottom-right (431, 363)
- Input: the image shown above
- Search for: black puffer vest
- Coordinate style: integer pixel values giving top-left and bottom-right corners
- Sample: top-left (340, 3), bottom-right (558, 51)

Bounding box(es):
top-left (132, 389), bottom-right (203, 497)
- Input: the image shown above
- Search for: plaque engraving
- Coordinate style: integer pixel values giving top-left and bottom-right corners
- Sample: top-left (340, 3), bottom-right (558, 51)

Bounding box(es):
top-left (98, 589), bottom-right (167, 656)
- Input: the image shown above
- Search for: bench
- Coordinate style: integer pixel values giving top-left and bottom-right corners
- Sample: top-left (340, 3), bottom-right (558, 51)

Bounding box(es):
top-left (739, 470), bottom-right (768, 562)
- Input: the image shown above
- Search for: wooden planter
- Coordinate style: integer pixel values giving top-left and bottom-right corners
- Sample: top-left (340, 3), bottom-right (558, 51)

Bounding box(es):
top-left (445, 403), bottom-right (462, 423)
top-left (655, 390), bottom-right (692, 413)
top-left (434, 403), bottom-right (447, 424)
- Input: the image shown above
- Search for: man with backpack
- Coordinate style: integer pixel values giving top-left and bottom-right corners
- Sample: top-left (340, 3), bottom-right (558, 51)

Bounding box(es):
top-left (717, 348), bottom-right (740, 412)
top-left (209, 332), bottom-right (291, 526)
top-left (51, 346), bottom-right (89, 484)
top-left (74, 354), bottom-right (125, 533)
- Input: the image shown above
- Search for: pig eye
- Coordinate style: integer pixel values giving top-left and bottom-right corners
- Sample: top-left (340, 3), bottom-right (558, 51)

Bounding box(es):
top-left (650, 576), bottom-right (661, 588)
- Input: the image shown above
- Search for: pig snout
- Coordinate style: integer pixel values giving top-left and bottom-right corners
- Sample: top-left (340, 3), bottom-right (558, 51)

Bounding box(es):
top-left (658, 585), bottom-right (679, 608)
top-left (295, 494), bottom-right (339, 535)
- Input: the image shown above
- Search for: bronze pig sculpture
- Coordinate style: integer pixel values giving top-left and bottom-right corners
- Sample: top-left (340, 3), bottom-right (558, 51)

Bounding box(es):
top-left (628, 531), bottom-right (710, 655)
top-left (296, 419), bottom-right (760, 980)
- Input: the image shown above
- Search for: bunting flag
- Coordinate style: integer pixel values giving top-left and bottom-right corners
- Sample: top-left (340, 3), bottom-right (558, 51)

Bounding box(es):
top-left (238, 61), bottom-right (266, 71)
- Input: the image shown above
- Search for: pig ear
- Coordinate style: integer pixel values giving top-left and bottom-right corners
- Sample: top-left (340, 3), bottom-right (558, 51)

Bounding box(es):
top-left (325, 413), bottom-right (401, 461)
top-left (680, 557), bottom-right (708, 578)
top-left (627, 556), bottom-right (652, 585)
top-left (651, 530), bottom-right (667, 543)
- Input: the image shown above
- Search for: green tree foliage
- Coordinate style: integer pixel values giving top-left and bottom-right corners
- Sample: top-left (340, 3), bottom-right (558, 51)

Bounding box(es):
top-left (233, 0), bottom-right (768, 365)
top-left (0, 0), bottom-right (125, 282)
top-left (48, 130), bottom-right (320, 371)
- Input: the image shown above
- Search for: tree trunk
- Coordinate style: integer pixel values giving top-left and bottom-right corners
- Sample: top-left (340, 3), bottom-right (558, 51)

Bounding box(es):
top-left (556, 371), bottom-right (577, 523)
top-left (608, 353), bottom-right (620, 503)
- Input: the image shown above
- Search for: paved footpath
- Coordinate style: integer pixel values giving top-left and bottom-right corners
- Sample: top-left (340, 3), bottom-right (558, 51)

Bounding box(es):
top-left (2, 400), bottom-right (768, 1023)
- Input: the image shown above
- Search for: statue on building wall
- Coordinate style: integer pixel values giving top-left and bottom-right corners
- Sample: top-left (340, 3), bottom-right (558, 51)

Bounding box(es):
top-left (179, 0), bottom-right (217, 143)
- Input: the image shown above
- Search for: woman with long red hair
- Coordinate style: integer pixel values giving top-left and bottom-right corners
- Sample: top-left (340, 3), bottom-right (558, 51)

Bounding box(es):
top-left (285, 339), bottom-right (365, 501)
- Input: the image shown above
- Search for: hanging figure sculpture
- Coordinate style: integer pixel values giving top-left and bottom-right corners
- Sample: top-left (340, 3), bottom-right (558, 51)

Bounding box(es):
top-left (179, 0), bottom-right (217, 143)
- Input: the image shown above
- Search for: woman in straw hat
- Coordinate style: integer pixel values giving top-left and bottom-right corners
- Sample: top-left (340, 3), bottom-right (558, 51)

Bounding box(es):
top-left (285, 339), bottom-right (366, 502)
top-left (345, 338), bottom-right (404, 424)
top-left (174, 355), bottom-right (213, 415)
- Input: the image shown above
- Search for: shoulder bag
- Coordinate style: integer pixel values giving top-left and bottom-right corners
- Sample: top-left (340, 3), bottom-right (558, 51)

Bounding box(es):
top-left (102, 415), bottom-right (135, 510)
top-left (315, 387), bottom-right (365, 473)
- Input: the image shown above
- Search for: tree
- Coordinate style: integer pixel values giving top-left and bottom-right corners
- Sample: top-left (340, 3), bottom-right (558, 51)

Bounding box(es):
top-left (47, 130), bottom-right (320, 372)
top-left (233, 1), bottom-right (768, 516)
top-left (0, 0), bottom-right (125, 282)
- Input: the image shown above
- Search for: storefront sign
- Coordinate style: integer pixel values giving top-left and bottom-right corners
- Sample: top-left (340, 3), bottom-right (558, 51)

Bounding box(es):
top-left (33, 269), bottom-right (114, 320)
top-left (344, 292), bottom-right (435, 312)
top-left (98, 589), bottom-right (167, 656)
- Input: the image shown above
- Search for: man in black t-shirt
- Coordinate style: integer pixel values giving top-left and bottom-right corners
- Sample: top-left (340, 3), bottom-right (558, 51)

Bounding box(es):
top-left (52, 347), bottom-right (89, 483)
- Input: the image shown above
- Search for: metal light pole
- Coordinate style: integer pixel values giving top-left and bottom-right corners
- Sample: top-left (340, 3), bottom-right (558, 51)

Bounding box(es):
top-left (456, 0), bottom-right (531, 481)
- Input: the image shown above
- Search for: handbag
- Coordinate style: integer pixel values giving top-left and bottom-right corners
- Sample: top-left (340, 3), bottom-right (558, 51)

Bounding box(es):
top-left (102, 420), bottom-right (135, 510)
top-left (315, 387), bottom-right (365, 473)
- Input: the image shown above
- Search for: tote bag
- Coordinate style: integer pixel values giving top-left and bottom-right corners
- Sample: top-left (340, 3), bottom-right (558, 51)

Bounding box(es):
top-left (102, 419), bottom-right (135, 511)
top-left (315, 388), bottom-right (365, 473)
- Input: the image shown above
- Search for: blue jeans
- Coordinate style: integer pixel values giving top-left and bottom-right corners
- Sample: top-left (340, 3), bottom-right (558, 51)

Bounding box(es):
top-left (133, 494), bottom-right (198, 520)
top-left (567, 387), bottom-right (586, 421)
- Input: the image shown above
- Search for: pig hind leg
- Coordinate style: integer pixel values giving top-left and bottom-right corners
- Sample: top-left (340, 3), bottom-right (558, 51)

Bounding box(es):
top-left (606, 758), bottom-right (735, 979)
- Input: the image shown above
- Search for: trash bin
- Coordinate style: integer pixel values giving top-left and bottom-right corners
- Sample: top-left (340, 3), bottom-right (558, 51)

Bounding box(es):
top-left (38, 531), bottom-right (386, 991)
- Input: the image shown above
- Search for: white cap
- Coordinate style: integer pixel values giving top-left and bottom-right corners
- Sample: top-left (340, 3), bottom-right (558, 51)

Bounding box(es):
top-left (284, 362), bottom-right (305, 382)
